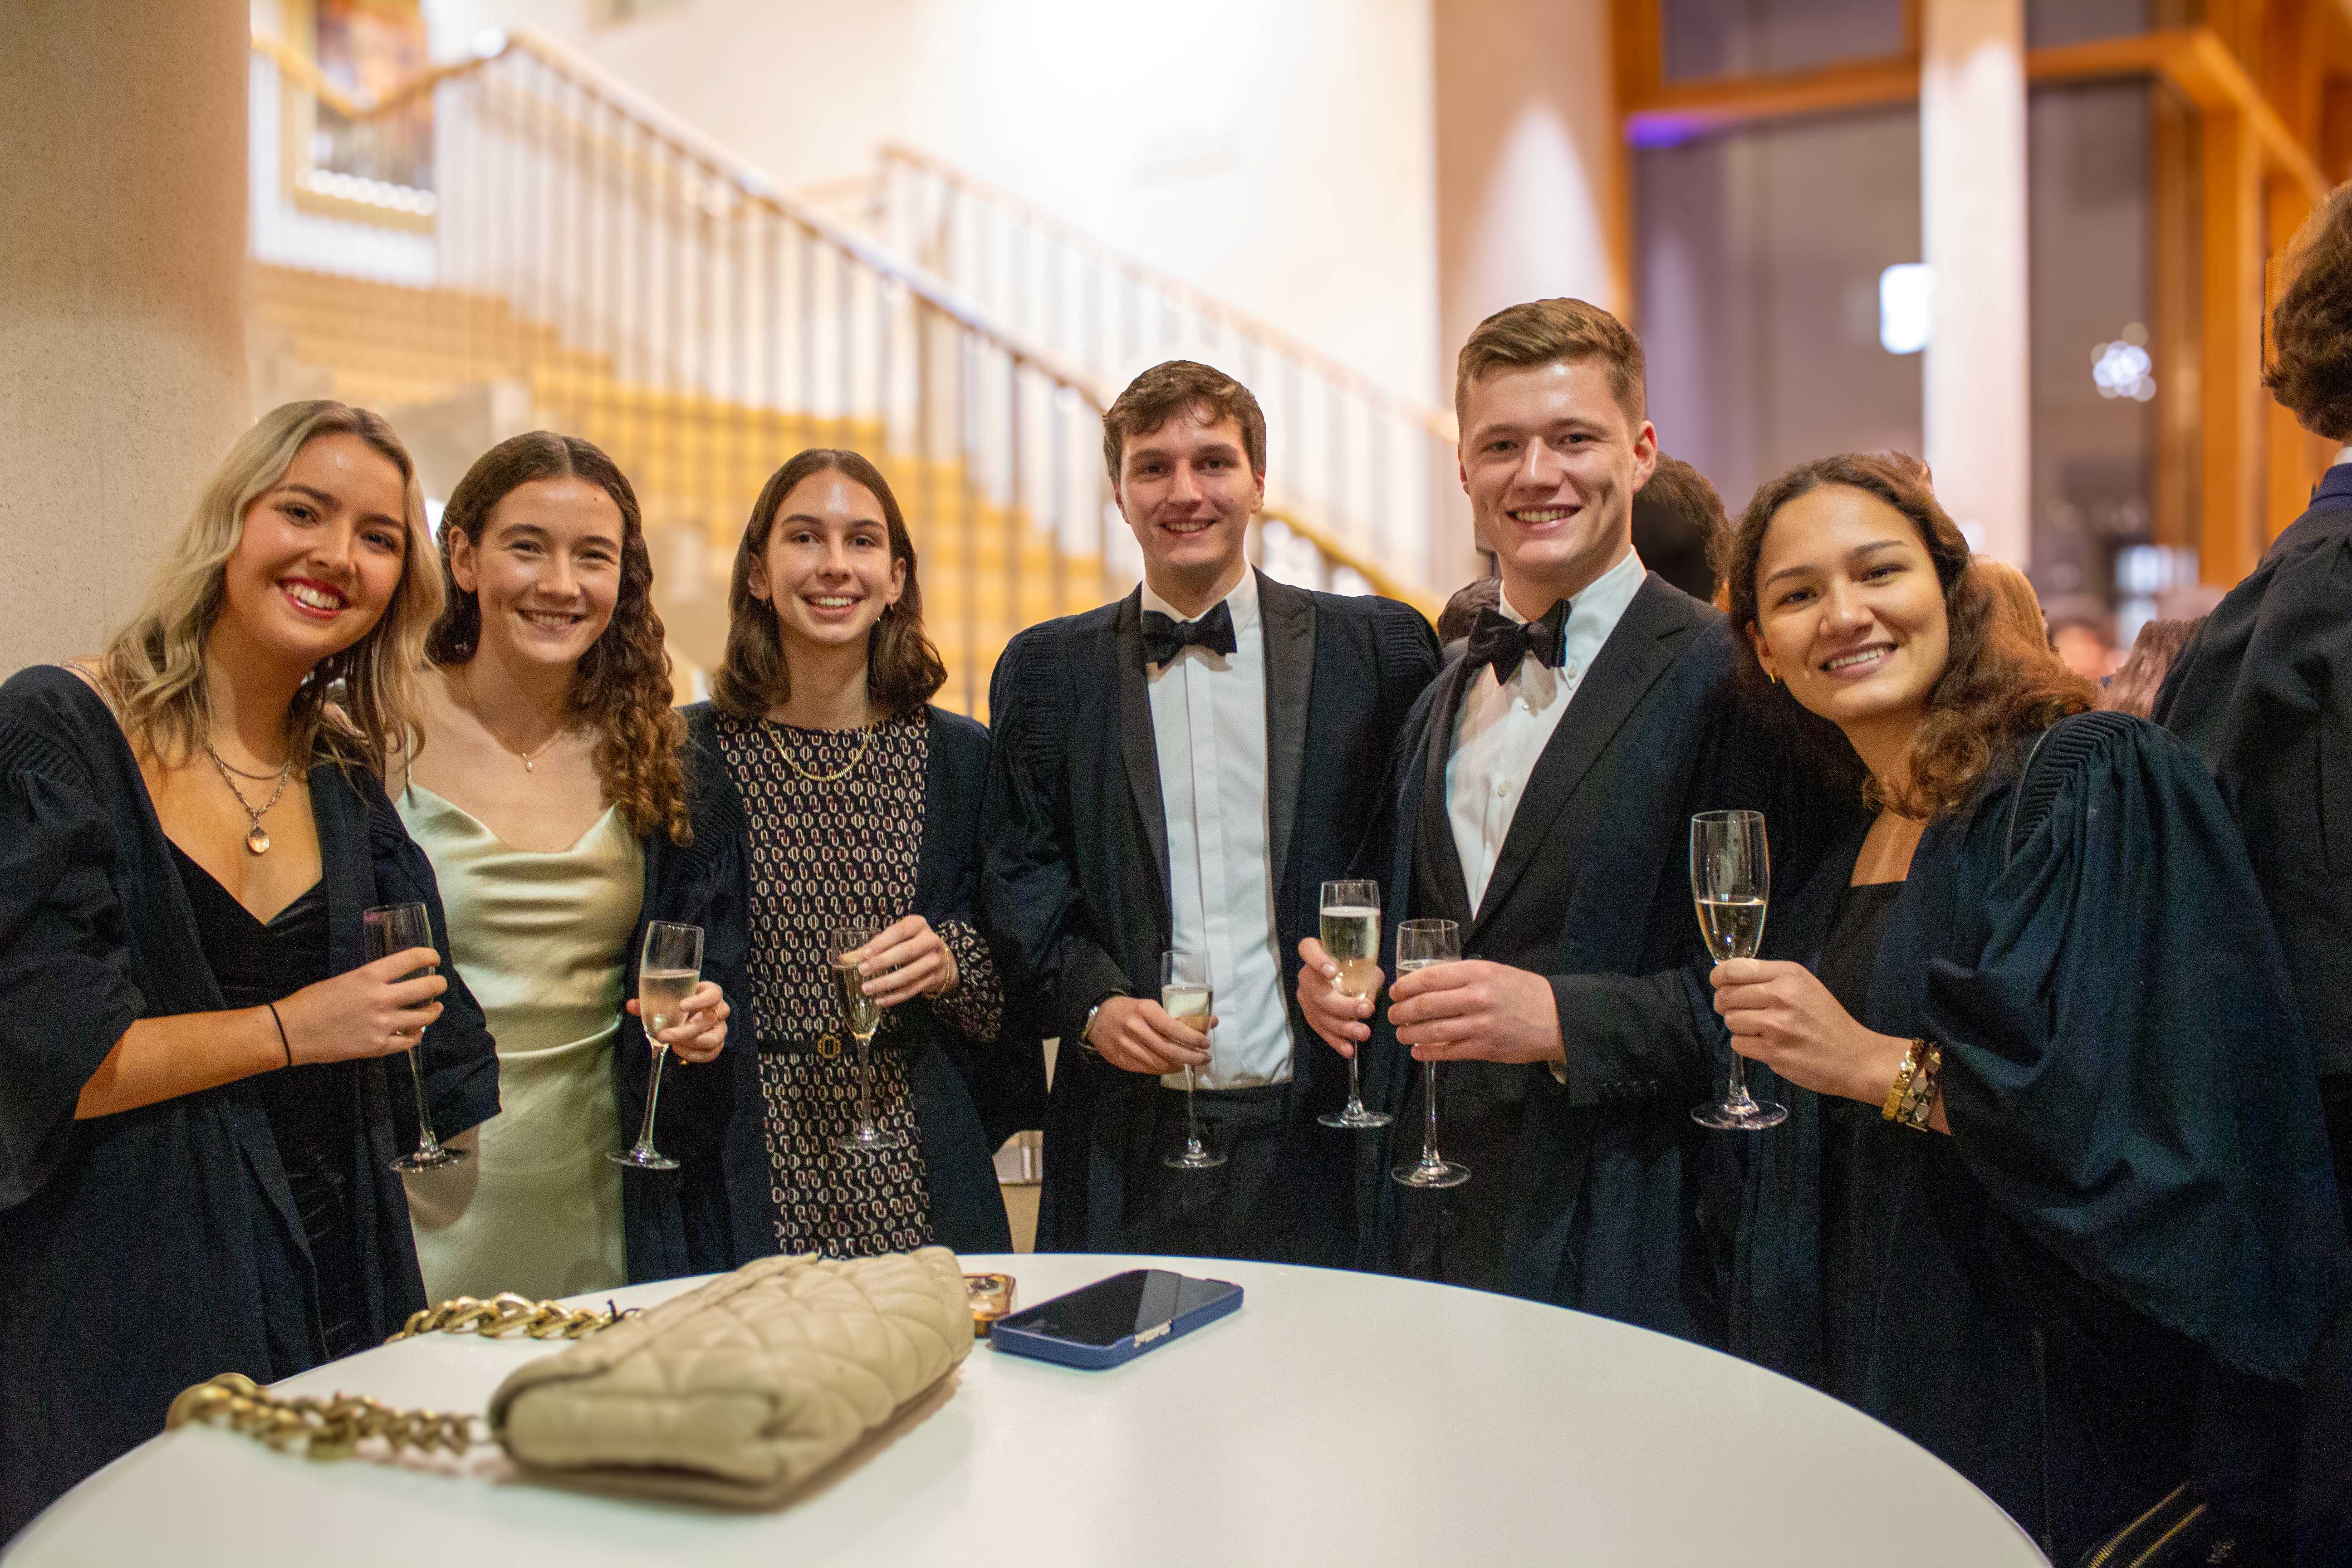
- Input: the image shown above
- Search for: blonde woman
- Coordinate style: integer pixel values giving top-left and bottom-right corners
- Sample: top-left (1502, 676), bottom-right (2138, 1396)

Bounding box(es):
top-left (0, 401), bottom-right (496, 1538)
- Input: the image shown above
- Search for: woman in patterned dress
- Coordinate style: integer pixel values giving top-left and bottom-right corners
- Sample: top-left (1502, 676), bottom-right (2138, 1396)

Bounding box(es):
top-left (686, 448), bottom-right (1027, 1258)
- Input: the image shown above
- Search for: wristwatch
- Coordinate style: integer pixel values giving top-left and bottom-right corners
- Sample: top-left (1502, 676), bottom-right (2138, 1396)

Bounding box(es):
top-left (1079, 998), bottom-right (1112, 1054)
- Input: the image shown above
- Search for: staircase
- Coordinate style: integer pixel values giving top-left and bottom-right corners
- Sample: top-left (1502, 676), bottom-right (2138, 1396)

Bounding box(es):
top-left (246, 28), bottom-right (1438, 719)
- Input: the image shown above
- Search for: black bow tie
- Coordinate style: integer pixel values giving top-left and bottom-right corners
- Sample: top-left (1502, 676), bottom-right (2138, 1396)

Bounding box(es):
top-left (1142, 601), bottom-right (1239, 666)
top-left (1464, 600), bottom-right (1570, 686)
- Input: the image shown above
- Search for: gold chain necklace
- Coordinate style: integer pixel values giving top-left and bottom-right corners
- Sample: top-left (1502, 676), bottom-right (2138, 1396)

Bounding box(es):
top-left (762, 715), bottom-right (874, 784)
top-left (486, 724), bottom-right (565, 773)
top-left (203, 741), bottom-right (294, 855)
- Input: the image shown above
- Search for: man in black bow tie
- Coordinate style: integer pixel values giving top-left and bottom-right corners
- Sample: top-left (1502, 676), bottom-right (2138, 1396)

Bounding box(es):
top-left (1294, 299), bottom-right (1852, 1339)
top-left (983, 360), bottom-right (1438, 1264)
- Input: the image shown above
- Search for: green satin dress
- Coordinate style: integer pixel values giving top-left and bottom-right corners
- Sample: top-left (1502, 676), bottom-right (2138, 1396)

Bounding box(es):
top-left (397, 784), bottom-right (644, 1302)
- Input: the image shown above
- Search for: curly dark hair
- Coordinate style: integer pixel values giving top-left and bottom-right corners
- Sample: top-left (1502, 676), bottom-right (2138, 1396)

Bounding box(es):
top-left (1720, 451), bottom-right (2096, 821)
top-left (425, 431), bottom-right (691, 845)
top-left (2266, 181), bottom-right (2352, 441)
top-left (712, 449), bottom-right (947, 721)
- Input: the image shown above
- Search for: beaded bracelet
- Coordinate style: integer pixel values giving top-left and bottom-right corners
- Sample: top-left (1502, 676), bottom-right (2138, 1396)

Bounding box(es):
top-left (1881, 1039), bottom-right (1928, 1122)
top-left (1896, 1041), bottom-right (1943, 1130)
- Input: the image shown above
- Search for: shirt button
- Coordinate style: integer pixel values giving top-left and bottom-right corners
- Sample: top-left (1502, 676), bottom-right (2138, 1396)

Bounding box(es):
top-left (1517, 696), bottom-right (1531, 712)
top-left (1562, 661), bottom-right (1580, 680)
top-left (1495, 779), bottom-right (1510, 797)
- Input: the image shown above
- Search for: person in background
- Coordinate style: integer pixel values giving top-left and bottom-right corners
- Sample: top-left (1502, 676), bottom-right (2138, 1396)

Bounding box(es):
top-left (1631, 453), bottom-right (1727, 603)
top-left (1436, 573), bottom-right (1500, 647)
top-left (985, 359), bottom-right (1439, 1265)
top-left (2100, 617), bottom-right (2199, 720)
top-left (0, 401), bottom-right (497, 1537)
top-left (398, 431), bottom-right (757, 1301)
top-left (2047, 604), bottom-right (2118, 681)
top-left (1968, 557), bottom-right (2050, 657)
top-left (694, 448), bottom-right (1027, 1258)
top-left (1296, 299), bottom-right (1851, 1330)
top-left (1713, 451), bottom-right (2344, 1563)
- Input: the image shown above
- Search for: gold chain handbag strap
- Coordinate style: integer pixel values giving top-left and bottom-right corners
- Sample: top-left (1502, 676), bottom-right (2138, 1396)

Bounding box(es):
top-left (166, 1294), bottom-right (636, 1460)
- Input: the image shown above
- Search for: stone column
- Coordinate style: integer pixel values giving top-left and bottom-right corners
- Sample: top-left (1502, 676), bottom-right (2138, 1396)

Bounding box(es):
top-left (1921, 0), bottom-right (2030, 565)
top-left (0, 0), bottom-right (250, 674)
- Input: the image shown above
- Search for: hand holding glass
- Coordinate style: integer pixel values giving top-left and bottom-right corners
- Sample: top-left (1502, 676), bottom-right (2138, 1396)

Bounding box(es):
top-left (613, 920), bottom-right (704, 1170)
top-left (1690, 810), bottom-right (1787, 1131)
top-left (1390, 919), bottom-right (1469, 1189)
top-left (1316, 880), bottom-right (1391, 1129)
top-left (831, 924), bottom-right (905, 1152)
top-left (1162, 949), bottom-right (1224, 1171)
top-left (365, 902), bottom-right (466, 1174)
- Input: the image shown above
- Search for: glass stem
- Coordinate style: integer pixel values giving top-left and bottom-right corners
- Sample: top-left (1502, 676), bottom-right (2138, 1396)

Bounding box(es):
top-left (634, 1044), bottom-right (668, 1154)
top-left (1725, 1051), bottom-right (1754, 1109)
top-left (1345, 1051), bottom-right (1364, 1111)
top-left (1185, 1064), bottom-right (1202, 1150)
top-left (406, 1047), bottom-right (441, 1155)
top-left (1420, 1059), bottom-right (1441, 1165)
top-left (855, 1032), bottom-right (875, 1133)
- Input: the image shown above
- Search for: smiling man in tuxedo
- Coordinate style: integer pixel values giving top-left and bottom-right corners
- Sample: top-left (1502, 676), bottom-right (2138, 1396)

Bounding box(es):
top-left (983, 359), bottom-right (1439, 1264)
top-left (1296, 299), bottom-right (1847, 1338)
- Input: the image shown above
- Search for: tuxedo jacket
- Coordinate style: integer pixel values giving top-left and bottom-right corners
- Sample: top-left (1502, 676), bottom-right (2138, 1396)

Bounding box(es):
top-left (1360, 574), bottom-right (1847, 1339)
top-left (983, 571), bottom-right (1439, 1251)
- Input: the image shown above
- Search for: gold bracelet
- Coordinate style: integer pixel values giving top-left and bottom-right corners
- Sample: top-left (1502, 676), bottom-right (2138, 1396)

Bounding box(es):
top-left (1882, 1039), bottom-right (1927, 1121)
top-left (1896, 1041), bottom-right (1942, 1130)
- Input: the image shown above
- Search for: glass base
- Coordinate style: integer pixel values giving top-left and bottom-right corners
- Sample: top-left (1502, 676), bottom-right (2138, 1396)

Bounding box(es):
top-left (1692, 1097), bottom-right (1788, 1131)
top-left (1391, 1156), bottom-right (1469, 1189)
top-left (391, 1144), bottom-right (467, 1174)
top-left (1318, 1101), bottom-right (1393, 1129)
top-left (1165, 1141), bottom-right (1225, 1171)
top-left (608, 1147), bottom-right (681, 1171)
top-left (837, 1126), bottom-right (908, 1153)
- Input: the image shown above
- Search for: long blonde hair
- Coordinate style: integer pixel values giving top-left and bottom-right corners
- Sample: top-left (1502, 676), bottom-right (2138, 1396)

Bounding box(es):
top-left (100, 400), bottom-right (441, 774)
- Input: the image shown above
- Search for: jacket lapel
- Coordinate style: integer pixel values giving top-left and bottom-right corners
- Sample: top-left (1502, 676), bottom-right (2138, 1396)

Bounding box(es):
top-left (1472, 575), bottom-right (1690, 936)
top-left (1112, 590), bottom-right (1171, 904)
top-left (1258, 570), bottom-right (1317, 908)
top-left (1414, 651), bottom-right (1479, 928)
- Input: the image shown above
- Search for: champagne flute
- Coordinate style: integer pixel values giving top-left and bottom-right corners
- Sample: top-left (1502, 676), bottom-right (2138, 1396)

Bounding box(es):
top-left (831, 924), bottom-right (905, 1152)
top-left (1161, 949), bottom-right (1225, 1171)
top-left (1316, 879), bottom-right (1392, 1129)
top-left (1689, 810), bottom-right (1787, 1131)
top-left (366, 902), bottom-right (466, 1174)
top-left (612, 920), bottom-right (703, 1170)
top-left (1389, 919), bottom-right (1469, 1189)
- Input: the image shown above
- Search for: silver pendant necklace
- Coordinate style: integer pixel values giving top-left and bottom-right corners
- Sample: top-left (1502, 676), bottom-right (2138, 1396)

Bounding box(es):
top-left (203, 741), bottom-right (294, 855)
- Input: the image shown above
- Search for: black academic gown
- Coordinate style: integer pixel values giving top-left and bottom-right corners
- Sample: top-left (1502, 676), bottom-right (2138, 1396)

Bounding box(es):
top-left (983, 572), bottom-right (1440, 1263)
top-left (690, 702), bottom-right (1031, 1256)
top-left (1357, 575), bottom-right (1847, 1341)
top-left (1730, 712), bottom-right (2348, 1563)
top-left (0, 667), bottom-right (499, 1541)
top-left (605, 730), bottom-right (769, 1280)
top-left (2155, 462), bottom-right (2352, 1195)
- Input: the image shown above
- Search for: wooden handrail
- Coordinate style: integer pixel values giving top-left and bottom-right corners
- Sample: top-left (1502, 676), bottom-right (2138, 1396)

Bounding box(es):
top-left (876, 142), bottom-right (1461, 444)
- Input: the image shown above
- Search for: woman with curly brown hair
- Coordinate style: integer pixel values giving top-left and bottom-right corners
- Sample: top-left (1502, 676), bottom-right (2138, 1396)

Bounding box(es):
top-left (1711, 453), bottom-right (2346, 1562)
top-left (397, 431), bottom-right (764, 1301)
top-left (687, 448), bottom-right (1029, 1260)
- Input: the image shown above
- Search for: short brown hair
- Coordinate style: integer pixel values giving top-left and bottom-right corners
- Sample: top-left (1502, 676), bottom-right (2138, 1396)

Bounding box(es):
top-left (1723, 451), bottom-right (2095, 822)
top-left (1455, 298), bottom-right (1646, 433)
top-left (1437, 573), bottom-right (1502, 644)
top-left (1102, 360), bottom-right (1267, 484)
top-left (2267, 181), bottom-right (2352, 440)
top-left (713, 449), bottom-right (947, 722)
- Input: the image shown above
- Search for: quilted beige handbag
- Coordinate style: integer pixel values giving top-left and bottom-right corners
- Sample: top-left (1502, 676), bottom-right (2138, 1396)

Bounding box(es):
top-left (168, 1247), bottom-right (974, 1508)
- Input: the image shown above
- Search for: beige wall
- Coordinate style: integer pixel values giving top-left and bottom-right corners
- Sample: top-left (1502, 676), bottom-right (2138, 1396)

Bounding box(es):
top-left (1431, 0), bottom-right (1619, 575)
top-left (428, 0), bottom-right (1442, 405)
top-left (1, 0), bottom-right (252, 676)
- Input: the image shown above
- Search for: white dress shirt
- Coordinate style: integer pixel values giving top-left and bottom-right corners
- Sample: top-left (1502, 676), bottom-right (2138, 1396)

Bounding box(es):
top-left (1144, 569), bottom-right (1293, 1090)
top-left (1446, 547), bottom-right (1649, 914)
top-left (2335, 445), bottom-right (2352, 469)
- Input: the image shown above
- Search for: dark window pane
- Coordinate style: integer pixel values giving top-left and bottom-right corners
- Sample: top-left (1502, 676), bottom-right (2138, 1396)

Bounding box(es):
top-left (2026, 0), bottom-right (2152, 49)
top-left (2028, 81), bottom-right (2157, 627)
top-left (1636, 107), bottom-right (1923, 521)
top-left (1663, 0), bottom-right (1907, 80)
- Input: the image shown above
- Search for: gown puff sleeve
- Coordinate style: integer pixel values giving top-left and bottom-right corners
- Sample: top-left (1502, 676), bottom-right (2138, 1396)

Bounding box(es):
top-left (1921, 711), bottom-right (2348, 1384)
top-left (0, 711), bottom-right (147, 1211)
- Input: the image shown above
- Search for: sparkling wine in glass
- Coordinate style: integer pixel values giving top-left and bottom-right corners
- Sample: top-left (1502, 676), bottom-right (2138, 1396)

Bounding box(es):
top-left (612, 920), bottom-right (703, 1169)
top-left (366, 902), bottom-right (466, 1174)
top-left (1316, 879), bottom-right (1392, 1129)
top-left (1690, 809), bottom-right (1787, 1131)
top-left (831, 924), bottom-right (905, 1152)
top-left (1390, 918), bottom-right (1469, 1189)
top-left (1162, 949), bottom-right (1224, 1171)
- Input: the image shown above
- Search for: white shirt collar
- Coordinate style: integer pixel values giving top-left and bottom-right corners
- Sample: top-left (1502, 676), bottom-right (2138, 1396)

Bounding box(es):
top-left (1497, 545), bottom-right (1646, 633)
top-left (1142, 564), bottom-right (1259, 639)
top-left (2333, 445), bottom-right (2352, 470)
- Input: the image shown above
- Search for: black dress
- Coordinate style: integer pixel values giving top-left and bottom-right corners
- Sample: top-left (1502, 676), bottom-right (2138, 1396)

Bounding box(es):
top-left (1730, 713), bottom-right (2349, 1563)
top-left (0, 667), bottom-right (498, 1541)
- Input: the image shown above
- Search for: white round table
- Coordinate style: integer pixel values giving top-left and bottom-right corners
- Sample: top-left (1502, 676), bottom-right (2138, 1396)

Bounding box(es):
top-left (6, 1254), bottom-right (2044, 1567)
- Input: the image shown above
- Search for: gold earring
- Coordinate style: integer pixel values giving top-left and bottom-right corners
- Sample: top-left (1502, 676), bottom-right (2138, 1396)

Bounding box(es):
top-left (1766, 670), bottom-right (1779, 685)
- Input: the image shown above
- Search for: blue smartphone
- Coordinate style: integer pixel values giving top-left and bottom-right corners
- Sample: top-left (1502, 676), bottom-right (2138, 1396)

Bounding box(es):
top-left (988, 1268), bottom-right (1243, 1370)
